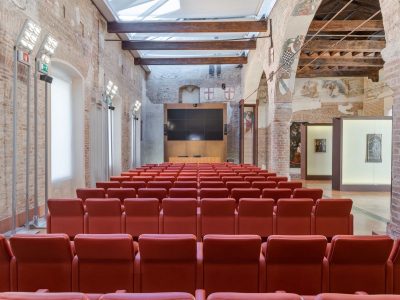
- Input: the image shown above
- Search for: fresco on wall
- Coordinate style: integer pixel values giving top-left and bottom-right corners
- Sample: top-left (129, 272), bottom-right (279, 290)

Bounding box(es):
top-left (243, 107), bottom-right (255, 164)
top-left (366, 134), bottom-right (382, 163)
top-left (290, 122), bottom-right (307, 168)
top-left (292, 0), bottom-right (322, 16)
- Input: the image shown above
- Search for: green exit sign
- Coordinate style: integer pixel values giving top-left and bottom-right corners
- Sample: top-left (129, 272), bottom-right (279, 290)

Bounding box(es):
top-left (39, 63), bottom-right (49, 74)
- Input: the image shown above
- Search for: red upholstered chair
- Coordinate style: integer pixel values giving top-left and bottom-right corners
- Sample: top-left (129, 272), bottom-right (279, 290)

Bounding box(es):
top-left (0, 293), bottom-right (89, 300)
top-left (110, 176), bottom-right (131, 183)
top-left (174, 181), bottom-right (198, 189)
top-left (99, 293), bottom-right (195, 300)
top-left (327, 235), bottom-right (394, 294)
top-left (262, 235), bottom-right (328, 295)
top-left (121, 172), bottom-right (137, 178)
top-left (0, 236), bottom-right (13, 292)
top-left (244, 176), bottom-right (267, 184)
top-left (131, 176), bottom-right (153, 183)
top-left (260, 172), bottom-right (277, 178)
top-left (207, 293), bottom-right (302, 300)
top-left (261, 189), bottom-right (292, 203)
top-left (96, 181), bottom-right (120, 191)
top-left (177, 176), bottom-right (197, 182)
top-left (161, 198), bottom-right (198, 235)
top-left (154, 176), bottom-right (176, 183)
top-left (203, 235), bottom-right (264, 296)
top-left (199, 176), bottom-right (221, 182)
top-left (390, 240), bottom-right (400, 294)
top-left (123, 198), bottom-right (160, 238)
top-left (138, 188), bottom-right (168, 202)
top-left (169, 188), bottom-right (198, 199)
top-left (252, 181), bottom-right (277, 190)
top-left (121, 181), bottom-right (146, 190)
top-left (315, 294), bottom-right (400, 300)
top-left (107, 188), bottom-right (136, 202)
top-left (85, 199), bottom-right (123, 234)
top-left (47, 199), bottom-right (85, 238)
top-left (238, 199), bottom-right (274, 238)
top-left (199, 188), bottom-right (230, 199)
top-left (277, 181), bottom-right (303, 192)
top-left (231, 188), bottom-right (261, 204)
top-left (312, 199), bottom-right (353, 238)
top-left (293, 188), bottom-right (323, 203)
top-left (275, 199), bottom-right (314, 235)
top-left (10, 234), bottom-right (73, 292)
top-left (199, 181), bottom-right (225, 189)
top-left (200, 199), bottom-right (236, 237)
top-left (147, 181), bottom-right (173, 192)
top-left (221, 176), bottom-right (243, 183)
top-left (135, 234), bottom-right (199, 294)
top-left (225, 181), bottom-right (252, 192)
top-left (198, 172), bottom-right (218, 177)
top-left (73, 234), bottom-right (135, 293)
top-left (140, 172), bottom-right (158, 177)
top-left (266, 176), bottom-right (288, 184)
top-left (76, 188), bottom-right (105, 203)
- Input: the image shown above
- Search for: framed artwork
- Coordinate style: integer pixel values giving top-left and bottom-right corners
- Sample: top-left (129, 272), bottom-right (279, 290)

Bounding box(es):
top-left (314, 139), bottom-right (327, 153)
top-left (290, 122), bottom-right (307, 168)
top-left (366, 134), bottom-right (382, 163)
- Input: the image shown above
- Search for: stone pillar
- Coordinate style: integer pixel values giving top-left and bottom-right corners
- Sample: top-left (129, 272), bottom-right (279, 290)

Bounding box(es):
top-left (379, 0), bottom-right (400, 237)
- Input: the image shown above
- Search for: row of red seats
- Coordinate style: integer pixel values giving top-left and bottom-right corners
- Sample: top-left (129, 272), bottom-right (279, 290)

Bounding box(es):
top-left (48, 198), bottom-right (353, 239)
top-left (77, 187), bottom-right (323, 204)
top-left (0, 292), bottom-right (399, 300)
top-left (0, 234), bottom-right (398, 296)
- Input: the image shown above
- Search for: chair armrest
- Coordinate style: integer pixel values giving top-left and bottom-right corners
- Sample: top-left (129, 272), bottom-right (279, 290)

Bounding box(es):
top-left (355, 291), bottom-right (368, 295)
top-left (195, 289), bottom-right (206, 300)
top-left (115, 290), bottom-right (127, 293)
top-left (36, 289), bottom-right (49, 293)
top-left (196, 242), bottom-right (203, 289)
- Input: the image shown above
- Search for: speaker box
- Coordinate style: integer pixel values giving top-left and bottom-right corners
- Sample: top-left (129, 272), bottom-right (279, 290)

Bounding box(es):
top-left (224, 124), bottom-right (228, 135)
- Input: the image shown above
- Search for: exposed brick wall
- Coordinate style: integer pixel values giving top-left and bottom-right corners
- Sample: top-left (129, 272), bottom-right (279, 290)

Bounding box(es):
top-left (0, 0), bottom-right (146, 230)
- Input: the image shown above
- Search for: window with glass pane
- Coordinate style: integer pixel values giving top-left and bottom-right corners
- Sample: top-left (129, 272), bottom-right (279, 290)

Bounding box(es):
top-left (51, 75), bottom-right (73, 181)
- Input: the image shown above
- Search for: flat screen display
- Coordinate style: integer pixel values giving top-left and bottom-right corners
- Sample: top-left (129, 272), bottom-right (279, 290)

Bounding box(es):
top-left (167, 109), bottom-right (223, 141)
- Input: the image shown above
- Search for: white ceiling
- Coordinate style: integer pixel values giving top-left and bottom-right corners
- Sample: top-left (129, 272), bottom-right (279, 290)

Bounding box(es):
top-left (105, 0), bottom-right (276, 59)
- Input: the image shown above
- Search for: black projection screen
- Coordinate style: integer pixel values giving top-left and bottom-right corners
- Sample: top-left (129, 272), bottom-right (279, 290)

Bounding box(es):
top-left (167, 109), bottom-right (223, 141)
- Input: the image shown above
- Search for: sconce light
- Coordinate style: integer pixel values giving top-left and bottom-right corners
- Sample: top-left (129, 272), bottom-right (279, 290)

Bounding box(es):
top-left (133, 100), bottom-right (141, 112)
top-left (16, 19), bottom-right (41, 64)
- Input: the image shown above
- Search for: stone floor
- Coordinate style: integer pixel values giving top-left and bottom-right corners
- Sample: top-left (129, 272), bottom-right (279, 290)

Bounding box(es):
top-left (303, 180), bottom-right (390, 235)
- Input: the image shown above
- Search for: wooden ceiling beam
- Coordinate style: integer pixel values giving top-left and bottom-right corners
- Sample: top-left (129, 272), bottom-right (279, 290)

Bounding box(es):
top-left (134, 56), bottom-right (248, 65)
top-left (302, 40), bottom-right (385, 52)
top-left (122, 40), bottom-right (256, 51)
top-left (298, 57), bottom-right (384, 67)
top-left (108, 20), bottom-right (268, 33)
top-left (297, 68), bottom-right (380, 81)
top-left (308, 20), bottom-right (384, 32)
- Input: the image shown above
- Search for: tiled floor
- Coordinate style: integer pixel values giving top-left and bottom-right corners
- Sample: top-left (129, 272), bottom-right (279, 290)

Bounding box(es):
top-left (303, 180), bottom-right (390, 235)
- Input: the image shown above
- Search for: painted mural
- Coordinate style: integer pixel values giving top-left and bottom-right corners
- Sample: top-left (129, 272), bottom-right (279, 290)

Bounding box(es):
top-left (290, 122), bottom-right (307, 168)
top-left (292, 0), bottom-right (322, 16)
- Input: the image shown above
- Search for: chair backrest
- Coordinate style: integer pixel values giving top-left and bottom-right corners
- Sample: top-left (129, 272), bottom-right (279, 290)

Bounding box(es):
top-left (207, 293), bottom-right (302, 300)
top-left (199, 181), bottom-right (225, 188)
top-left (147, 181), bottom-right (173, 191)
top-left (0, 236), bottom-right (13, 292)
top-left (173, 181), bottom-right (198, 189)
top-left (85, 199), bottom-right (122, 234)
top-left (73, 234), bottom-right (135, 293)
top-left (238, 199), bottom-right (274, 237)
top-left (261, 189), bottom-right (292, 202)
top-left (131, 176), bottom-right (153, 183)
top-left (231, 188), bottom-right (261, 203)
top-left (327, 235), bottom-right (394, 294)
top-left (121, 181), bottom-right (147, 190)
top-left (225, 181), bottom-right (252, 192)
top-left (315, 294), bottom-right (400, 300)
top-left (221, 176), bottom-right (243, 183)
top-left (244, 176), bottom-right (267, 183)
top-left (264, 235), bottom-right (327, 295)
top-left (200, 199), bottom-right (236, 237)
top-left (313, 199), bottom-right (353, 237)
top-left (123, 199), bottom-right (160, 238)
top-left (0, 292), bottom-right (89, 300)
top-left (293, 188), bottom-right (323, 203)
top-left (390, 240), bottom-right (400, 294)
top-left (10, 234), bottom-right (73, 292)
top-left (199, 188), bottom-right (230, 199)
top-left (154, 176), bottom-right (176, 183)
top-left (47, 199), bottom-right (85, 238)
top-left (110, 176), bottom-right (131, 183)
top-left (76, 188), bottom-right (105, 202)
top-left (266, 176), bottom-right (288, 184)
top-left (95, 182), bottom-right (120, 190)
top-left (99, 293), bottom-right (195, 300)
top-left (176, 176), bottom-right (197, 182)
top-left (277, 181), bottom-right (303, 192)
top-left (169, 188), bottom-right (198, 199)
top-left (161, 199), bottom-right (197, 235)
top-left (107, 188), bottom-right (137, 201)
top-left (251, 181), bottom-right (277, 190)
top-left (275, 199), bottom-right (314, 235)
top-left (138, 188), bottom-right (168, 201)
top-left (203, 235), bottom-right (262, 296)
top-left (138, 234), bottom-right (197, 294)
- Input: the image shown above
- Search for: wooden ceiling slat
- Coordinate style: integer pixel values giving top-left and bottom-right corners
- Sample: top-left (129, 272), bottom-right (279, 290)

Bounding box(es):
top-left (298, 56), bottom-right (384, 67)
top-left (302, 40), bottom-right (385, 52)
top-left (134, 56), bottom-right (248, 65)
top-left (308, 20), bottom-right (384, 32)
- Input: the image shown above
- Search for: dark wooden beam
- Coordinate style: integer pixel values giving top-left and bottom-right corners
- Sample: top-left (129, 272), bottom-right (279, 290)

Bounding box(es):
top-left (309, 20), bottom-right (384, 32)
top-left (134, 56), bottom-right (247, 65)
top-left (108, 20), bottom-right (268, 33)
top-left (298, 57), bottom-right (384, 67)
top-left (302, 40), bottom-right (385, 52)
top-left (297, 67), bottom-right (380, 81)
top-left (122, 40), bottom-right (256, 51)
